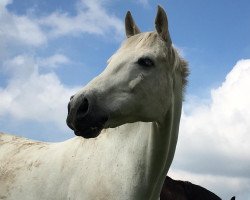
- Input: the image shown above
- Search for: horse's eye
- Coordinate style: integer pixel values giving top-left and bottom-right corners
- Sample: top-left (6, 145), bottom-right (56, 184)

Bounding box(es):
top-left (137, 57), bottom-right (154, 67)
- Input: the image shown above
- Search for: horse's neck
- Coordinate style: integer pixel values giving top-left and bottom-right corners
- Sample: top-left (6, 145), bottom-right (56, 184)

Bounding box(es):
top-left (112, 73), bottom-right (183, 199)
top-left (146, 77), bottom-right (183, 199)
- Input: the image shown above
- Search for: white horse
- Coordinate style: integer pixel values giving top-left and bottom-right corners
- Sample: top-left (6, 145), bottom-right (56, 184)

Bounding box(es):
top-left (0, 6), bottom-right (188, 200)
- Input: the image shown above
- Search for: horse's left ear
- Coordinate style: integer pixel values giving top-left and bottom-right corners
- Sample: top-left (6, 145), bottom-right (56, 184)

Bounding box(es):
top-left (155, 5), bottom-right (172, 46)
top-left (125, 11), bottom-right (141, 38)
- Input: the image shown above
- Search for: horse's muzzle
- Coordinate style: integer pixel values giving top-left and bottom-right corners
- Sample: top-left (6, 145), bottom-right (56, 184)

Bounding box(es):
top-left (66, 95), bottom-right (108, 138)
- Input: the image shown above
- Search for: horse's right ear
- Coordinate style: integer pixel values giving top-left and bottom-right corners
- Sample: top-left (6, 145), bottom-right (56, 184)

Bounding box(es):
top-left (125, 11), bottom-right (140, 38)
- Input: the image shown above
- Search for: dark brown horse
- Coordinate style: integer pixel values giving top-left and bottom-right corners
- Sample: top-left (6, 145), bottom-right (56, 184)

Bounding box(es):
top-left (160, 176), bottom-right (235, 200)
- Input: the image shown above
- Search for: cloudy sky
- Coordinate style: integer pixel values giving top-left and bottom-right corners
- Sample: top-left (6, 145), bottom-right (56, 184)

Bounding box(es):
top-left (0, 0), bottom-right (250, 199)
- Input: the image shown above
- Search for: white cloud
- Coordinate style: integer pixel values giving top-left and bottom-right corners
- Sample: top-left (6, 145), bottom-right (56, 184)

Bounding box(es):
top-left (0, 0), bottom-right (124, 140)
top-left (38, 54), bottom-right (70, 69)
top-left (0, 1), bottom-right (46, 48)
top-left (168, 169), bottom-right (249, 199)
top-left (169, 59), bottom-right (250, 199)
top-left (0, 0), bottom-right (123, 55)
top-left (38, 0), bottom-right (124, 40)
top-left (0, 55), bottom-right (80, 130)
top-left (0, 0), bottom-right (123, 130)
top-left (0, 0), bottom-right (12, 9)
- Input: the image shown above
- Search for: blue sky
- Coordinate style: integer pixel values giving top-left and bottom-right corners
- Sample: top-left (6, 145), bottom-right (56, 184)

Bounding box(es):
top-left (0, 0), bottom-right (250, 199)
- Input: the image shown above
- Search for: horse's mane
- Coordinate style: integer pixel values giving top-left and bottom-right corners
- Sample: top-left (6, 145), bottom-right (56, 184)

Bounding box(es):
top-left (168, 47), bottom-right (189, 90)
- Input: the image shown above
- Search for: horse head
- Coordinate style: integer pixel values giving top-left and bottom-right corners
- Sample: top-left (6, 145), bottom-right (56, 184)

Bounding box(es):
top-left (66, 6), bottom-right (188, 138)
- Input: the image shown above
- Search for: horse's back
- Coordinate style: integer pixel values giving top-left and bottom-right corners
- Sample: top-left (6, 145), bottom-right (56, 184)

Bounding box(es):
top-left (0, 132), bottom-right (51, 200)
top-left (0, 132), bottom-right (47, 159)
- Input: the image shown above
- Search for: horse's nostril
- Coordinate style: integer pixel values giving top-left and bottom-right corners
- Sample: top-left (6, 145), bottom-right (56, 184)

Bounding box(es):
top-left (67, 102), bottom-right (71, 113)
top-left (77, 97), bottom-right (89, 117)
top-left (70, 95), bottom-right (74, 100)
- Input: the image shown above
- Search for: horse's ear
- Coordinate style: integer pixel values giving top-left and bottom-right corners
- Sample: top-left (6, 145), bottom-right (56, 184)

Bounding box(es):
top-left (155, 5), bottom-right (172, 46)
top-left (125, 11), bottom-right (140, 38)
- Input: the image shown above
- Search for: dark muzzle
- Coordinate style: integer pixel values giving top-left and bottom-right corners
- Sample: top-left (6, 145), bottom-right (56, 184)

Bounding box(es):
top-left (66, 95), bottom-right (108, 138)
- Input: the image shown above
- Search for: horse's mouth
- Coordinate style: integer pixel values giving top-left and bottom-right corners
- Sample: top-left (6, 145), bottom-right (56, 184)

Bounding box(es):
top-left (74, 126), bottom-right (103, 138)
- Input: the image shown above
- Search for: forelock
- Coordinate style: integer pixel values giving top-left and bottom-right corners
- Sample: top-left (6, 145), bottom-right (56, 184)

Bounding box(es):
top-left (121, 32), bottom-right (159, 49)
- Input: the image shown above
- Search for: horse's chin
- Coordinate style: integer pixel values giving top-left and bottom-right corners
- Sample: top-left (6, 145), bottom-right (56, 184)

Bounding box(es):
top-left (74, 127), bottom-right (103, 139)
